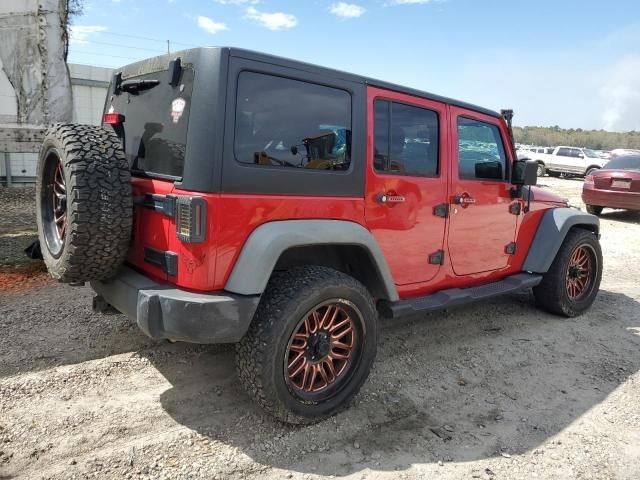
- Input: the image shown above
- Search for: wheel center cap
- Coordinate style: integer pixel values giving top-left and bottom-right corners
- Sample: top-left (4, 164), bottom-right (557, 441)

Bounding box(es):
top-left (569, 266), bottom-right (581, 279)
top-left (308, 331), bottom-right (330, 361)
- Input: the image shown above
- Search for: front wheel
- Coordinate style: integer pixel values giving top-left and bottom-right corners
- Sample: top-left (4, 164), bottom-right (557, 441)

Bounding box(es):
top-left (536, 163), bottom-right (545, 177)
top-left (533, 229), bottom-right (602, 317)
top-left (236, 266), bottom-right (378, 424)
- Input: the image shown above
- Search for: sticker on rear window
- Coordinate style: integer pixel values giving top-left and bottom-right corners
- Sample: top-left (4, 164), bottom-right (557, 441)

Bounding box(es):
top-left (171, 97), bottom-right (186, 124)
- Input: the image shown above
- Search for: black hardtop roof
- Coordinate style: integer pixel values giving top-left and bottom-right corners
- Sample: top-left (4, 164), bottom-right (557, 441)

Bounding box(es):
top-left (119, 46), bottom-right (502, 119)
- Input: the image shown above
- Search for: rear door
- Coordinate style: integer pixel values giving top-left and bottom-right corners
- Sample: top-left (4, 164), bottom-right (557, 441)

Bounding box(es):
top-left (447, 107), bottom-right (518, 275)
top-left (365, 87), bottom-right (448, 285)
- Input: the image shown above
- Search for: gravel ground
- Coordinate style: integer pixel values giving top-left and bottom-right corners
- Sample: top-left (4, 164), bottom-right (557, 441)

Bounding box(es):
top-left (0, 178), bottom-right (639, 480)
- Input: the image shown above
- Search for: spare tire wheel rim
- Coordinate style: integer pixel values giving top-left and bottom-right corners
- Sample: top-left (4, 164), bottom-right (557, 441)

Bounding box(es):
top-left (42, 150), bottom-right (67, 258)
top-left (284, 299), bottom-right (364, 400)
top-left (566, 244), bottom-right (597, 301)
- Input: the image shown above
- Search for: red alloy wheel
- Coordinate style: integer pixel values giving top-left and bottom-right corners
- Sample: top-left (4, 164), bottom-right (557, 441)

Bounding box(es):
top-left (285, 301), bottom-right (359, 394)
top-left (51, 159), bottom-right (67, 242)
top-left (565, 244), bottom-right (595, 301)
top-left (41, 151), bottom-right (68, 258)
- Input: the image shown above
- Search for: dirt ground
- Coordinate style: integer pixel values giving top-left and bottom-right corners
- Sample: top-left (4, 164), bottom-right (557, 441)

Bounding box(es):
top-left (1, 178), bottom-right (639, 480)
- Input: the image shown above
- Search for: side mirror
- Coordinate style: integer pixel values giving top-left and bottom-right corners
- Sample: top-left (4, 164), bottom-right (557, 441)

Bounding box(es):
top-left (578, 153), bottom-right (584, 159)
top-left (512, 159), bottom-right (538, 186)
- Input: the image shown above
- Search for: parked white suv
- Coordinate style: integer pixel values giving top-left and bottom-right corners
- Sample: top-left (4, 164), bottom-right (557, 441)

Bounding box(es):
top-left (530, 146), bottom-right (608, 177)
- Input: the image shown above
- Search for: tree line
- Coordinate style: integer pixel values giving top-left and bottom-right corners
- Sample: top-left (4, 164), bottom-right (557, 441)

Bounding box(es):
top-left (513, 126), bottom-right (640, 151)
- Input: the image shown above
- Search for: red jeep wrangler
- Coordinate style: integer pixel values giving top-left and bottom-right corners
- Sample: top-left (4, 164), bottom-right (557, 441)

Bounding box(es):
top-left (36, 48), bottom-right (602, 424)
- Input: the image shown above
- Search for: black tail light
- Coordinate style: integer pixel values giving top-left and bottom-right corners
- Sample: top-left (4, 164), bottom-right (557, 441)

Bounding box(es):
top-left (175, 196), bottom-right (207, 243)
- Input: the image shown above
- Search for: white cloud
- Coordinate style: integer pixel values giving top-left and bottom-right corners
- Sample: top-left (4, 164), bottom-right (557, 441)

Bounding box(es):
top-left (388, 0), bottom-right (434, 4)
top-left (244, 6), bottom-right (297, 30)
top-left (330, 2), bottom-right (366, 18)
top-left (69, 25), bottom-right (107, 44)
top-left (601, 56), bottom-right (640, 131)
top-left (215, 0), bottom-right (259, 4)
top-left (197, 15), bottom-right (228, 34)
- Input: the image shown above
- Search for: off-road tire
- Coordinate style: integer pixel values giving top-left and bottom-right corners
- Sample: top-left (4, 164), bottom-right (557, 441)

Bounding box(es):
top-left (236, 266), bottom-right (378, 424)
top-left (585, 204), bottom-right (603, 216)
top-left (533, 228), bottom-right (602, 317)
top-left (36, 123), bottom-right (132, 283)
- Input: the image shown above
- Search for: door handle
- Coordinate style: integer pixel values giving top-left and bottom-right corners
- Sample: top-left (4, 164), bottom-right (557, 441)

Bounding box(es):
top-left (377, 193), bottom-right (405, 204)
top-left (454, 193), bottom-right (476, 206)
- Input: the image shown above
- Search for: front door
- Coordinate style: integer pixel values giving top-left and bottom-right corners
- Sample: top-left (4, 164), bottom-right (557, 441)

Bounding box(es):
top-left (365, 87), bottom-right (448, 285)
top-left (447, 108), bottom-right (518, 276)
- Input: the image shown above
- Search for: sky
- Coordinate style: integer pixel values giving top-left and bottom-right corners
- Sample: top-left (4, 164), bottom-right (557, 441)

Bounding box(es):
top-left (68, 0), bottom-right (640, 132)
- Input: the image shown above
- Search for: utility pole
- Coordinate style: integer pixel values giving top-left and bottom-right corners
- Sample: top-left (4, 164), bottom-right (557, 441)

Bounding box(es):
top-left (167, 40), bottom-right (170, 56)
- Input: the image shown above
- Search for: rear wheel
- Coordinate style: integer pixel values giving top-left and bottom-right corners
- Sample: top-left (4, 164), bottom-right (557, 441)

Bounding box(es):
top-left (533, 228), bottom-right (602, 317)
top-left (236, 266), bottom-right (378, 424)
top-left (585, 204), bottom-right (603, 215)
top-left (585, 167), bottom-right (599, 177)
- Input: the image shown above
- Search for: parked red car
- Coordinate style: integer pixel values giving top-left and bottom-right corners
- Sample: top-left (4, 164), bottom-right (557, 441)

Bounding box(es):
top-left (582, 154), bottom-right (640, 215)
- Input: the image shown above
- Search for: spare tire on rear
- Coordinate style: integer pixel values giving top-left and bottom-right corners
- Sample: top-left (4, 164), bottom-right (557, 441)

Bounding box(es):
top-left (36, 123), bottom-right (132, 283)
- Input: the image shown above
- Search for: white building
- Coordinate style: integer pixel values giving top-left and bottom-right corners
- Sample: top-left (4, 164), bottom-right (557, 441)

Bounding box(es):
top-left (0, 0), bottom-right (112, 185)
top-left (69, 63), bottom-right (112, 126)
top-left (1, 63), bottom-right (111, 183)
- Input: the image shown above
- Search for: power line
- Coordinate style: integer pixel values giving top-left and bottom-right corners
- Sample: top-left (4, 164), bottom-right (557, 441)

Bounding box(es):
top-left (70, 50), bottom-right (146, 61)
top-left (76, 39), bottom-right (167, 54)
top-left (97, 31), bottom-right (198, 48)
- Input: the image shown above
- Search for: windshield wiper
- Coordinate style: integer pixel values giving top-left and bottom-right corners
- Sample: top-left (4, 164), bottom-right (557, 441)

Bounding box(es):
top-left (119, 79), bottom-right (160, 93)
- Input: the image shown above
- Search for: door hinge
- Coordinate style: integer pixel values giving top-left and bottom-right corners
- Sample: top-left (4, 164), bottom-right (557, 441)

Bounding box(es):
top-left (135, 194), bottom-right (177, 218)
top-left (505, 242), bottom-right (517, 255)
top-left (429, 250), bottom-right (445, 265)
top-left (433, 203), bottom-right (449, 218)
top-left (509, 202), bottom-right (522, 216)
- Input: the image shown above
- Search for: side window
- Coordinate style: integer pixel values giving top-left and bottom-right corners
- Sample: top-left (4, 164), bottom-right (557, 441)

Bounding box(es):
top-left (373, 100), bottom-right (439, 176)
top-left (571, 149), bottom-right (583, 158)
top-left (557, 147), bottom-right (571, 157)
top-left (457, 117), bottom-right (507, 181)
top-left (235, 72), bottom-right (352, 171)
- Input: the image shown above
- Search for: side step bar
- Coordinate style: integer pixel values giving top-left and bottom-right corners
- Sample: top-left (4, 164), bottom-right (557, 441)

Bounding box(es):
top-left (381, 273), bottom-right (543, 318)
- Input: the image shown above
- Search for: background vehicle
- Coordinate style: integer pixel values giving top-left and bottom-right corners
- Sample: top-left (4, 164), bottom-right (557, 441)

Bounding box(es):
top-left (35, 47), bottom-right (603, 424)
top-left (531, 146), bottom-right (607, 177)
top-left (583, 154), bottom-right (640, 215)
top-left (611, 148), bottom-right (640, 158)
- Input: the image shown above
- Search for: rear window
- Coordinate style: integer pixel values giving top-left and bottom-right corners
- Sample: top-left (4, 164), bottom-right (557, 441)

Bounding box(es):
top-left (606, 155), bottom-right (640, 170)
top-left (234, 72), bottom-right (352, 171)
top-left (107, 67), bottom-right (194, 179)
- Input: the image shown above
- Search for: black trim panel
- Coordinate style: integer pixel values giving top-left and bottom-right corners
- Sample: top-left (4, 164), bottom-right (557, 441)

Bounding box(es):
top-left (144, 247), bottom-right (178, 276)
top-left (135, 194), bottom-right (176, 217)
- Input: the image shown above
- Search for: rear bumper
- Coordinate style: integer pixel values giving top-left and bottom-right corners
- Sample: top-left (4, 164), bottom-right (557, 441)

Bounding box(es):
top-left (91, 267), bottom-right (260, 344)
top-left (582, 187), bottom-right (640, 210)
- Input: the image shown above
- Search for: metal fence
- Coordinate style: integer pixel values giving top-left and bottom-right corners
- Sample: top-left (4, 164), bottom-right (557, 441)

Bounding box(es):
top-left (1, 151), bottom-right (37, 186)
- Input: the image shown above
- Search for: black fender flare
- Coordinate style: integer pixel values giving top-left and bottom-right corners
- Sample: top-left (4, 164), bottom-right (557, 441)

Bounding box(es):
top-left (224, 220), bottom-right (399, 301)
top-left (522, 208), bottom-right (600, 273)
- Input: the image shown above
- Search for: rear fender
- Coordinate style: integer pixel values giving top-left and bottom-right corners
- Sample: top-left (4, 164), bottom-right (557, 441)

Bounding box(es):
top-left (224, 220), bottom-right (399, 301)
top-left (522, 208), bottom-right (599, 273)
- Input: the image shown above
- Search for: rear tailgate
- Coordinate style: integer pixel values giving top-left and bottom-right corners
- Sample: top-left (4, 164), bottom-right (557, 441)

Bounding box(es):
top-left (104, 60), bottom-right (194, 282)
